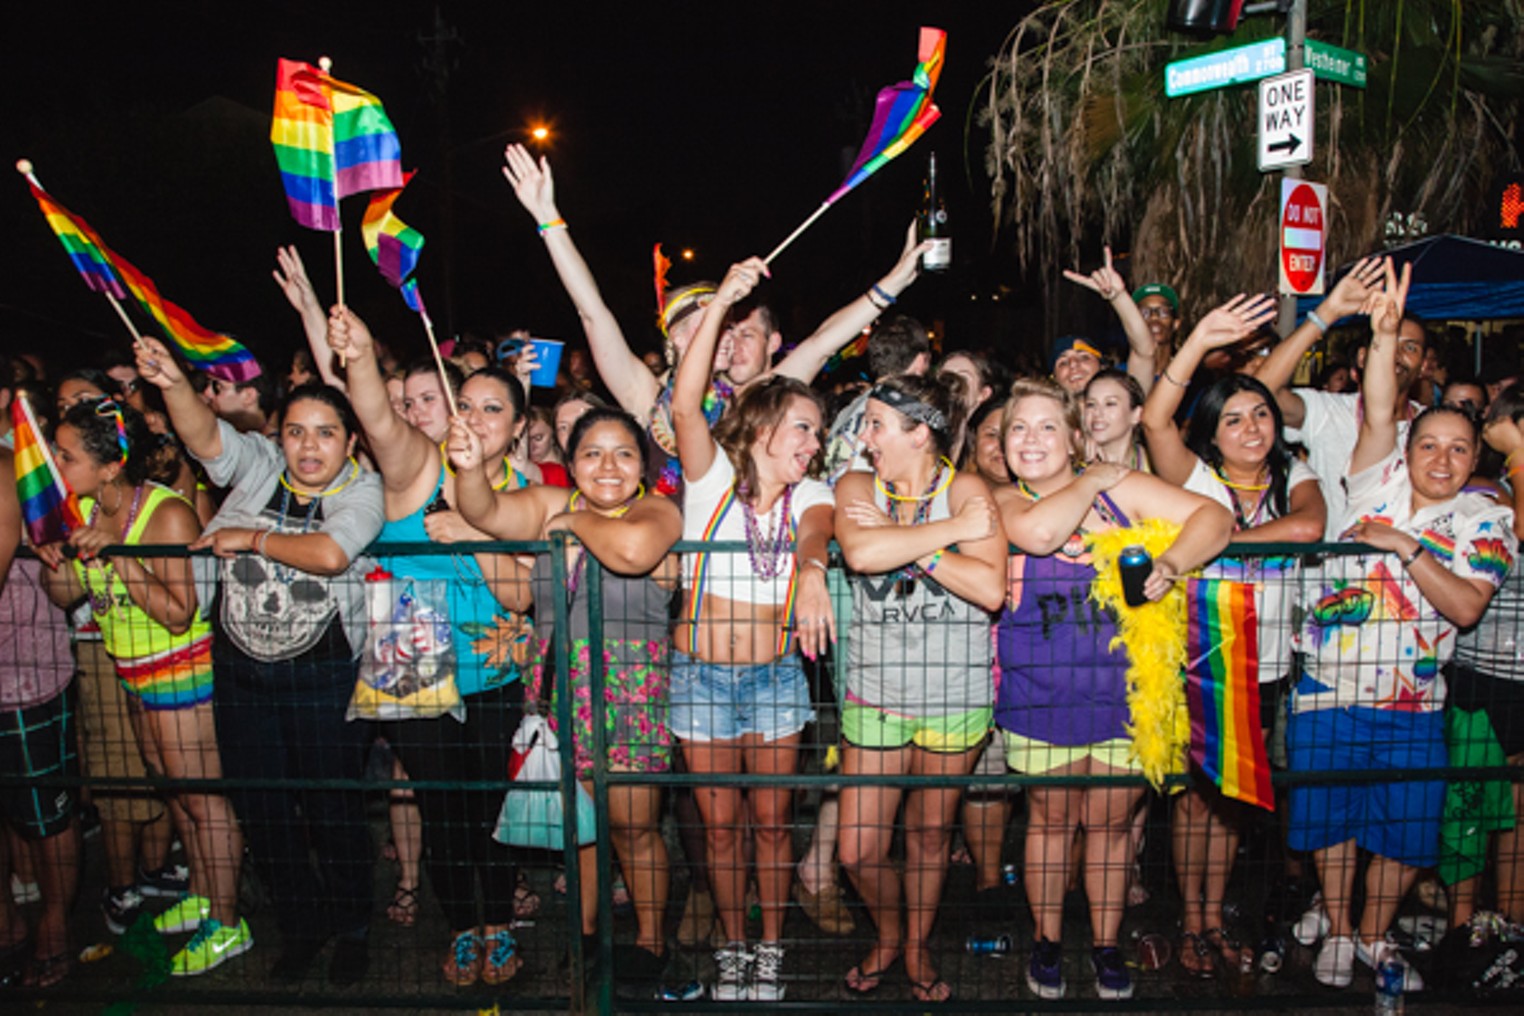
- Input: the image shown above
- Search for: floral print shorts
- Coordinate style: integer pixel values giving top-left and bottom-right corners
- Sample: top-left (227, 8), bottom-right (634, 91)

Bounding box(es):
top-left (528, 636), bottom-right (672, 779)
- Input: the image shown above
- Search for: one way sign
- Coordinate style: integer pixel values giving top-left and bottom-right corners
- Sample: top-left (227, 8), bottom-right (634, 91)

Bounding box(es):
top-left (1258, 68), bottom-right (1314, 172)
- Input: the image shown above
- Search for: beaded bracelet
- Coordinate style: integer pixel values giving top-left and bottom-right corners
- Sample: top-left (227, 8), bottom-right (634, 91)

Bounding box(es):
top-left (537, 218), bottom-right (567, 235)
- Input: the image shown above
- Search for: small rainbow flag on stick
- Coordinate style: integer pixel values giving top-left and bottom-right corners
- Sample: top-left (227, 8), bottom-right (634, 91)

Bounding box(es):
top-left (271, 58), bottom-right (404, 231)
top-left (18, 166), bottom-right (261, 382)
top-left (1184, 578), bottom-right (1274, 811)
top-left (361, 172), bottom-right (426, 314)
top-left (765, 26), bottom-right (946, 264)
top-left (11, 396), bottom-right (84, 547)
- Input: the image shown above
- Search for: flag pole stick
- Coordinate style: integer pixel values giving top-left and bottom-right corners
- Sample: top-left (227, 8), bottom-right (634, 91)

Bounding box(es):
top-left (764, 201), bottom-right (833, 266)
top-left (320, 57), bottom-right (348, 368)
top-left (420, 312), bottom-right (459, 418)
top-left (102, 293), bottom-right (146, 350)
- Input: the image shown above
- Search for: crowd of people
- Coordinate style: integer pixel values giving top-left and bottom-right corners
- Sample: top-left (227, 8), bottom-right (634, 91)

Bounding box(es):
top-left (1, 142), bottom-right (1522, 1005)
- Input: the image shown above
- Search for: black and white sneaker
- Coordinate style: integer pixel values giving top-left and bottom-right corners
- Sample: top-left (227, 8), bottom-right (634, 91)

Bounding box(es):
top-left (138, 863), bottom-right (191, 898)
top-left (102, 885), bottom-right (147, 935)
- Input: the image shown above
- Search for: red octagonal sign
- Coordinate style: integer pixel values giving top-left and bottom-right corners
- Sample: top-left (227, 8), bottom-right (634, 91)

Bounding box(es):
top-left (1279, 180), bottom-right (1326, 295)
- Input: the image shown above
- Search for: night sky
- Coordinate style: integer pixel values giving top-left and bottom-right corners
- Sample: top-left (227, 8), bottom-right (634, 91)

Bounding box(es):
top-left (4, 2), bottom-right (1040, 378)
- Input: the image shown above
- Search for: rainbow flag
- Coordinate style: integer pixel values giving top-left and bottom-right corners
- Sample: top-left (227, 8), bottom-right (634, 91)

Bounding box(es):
top-left (361, 172), bottom-right (426, 314)
top-left (823, 329), bottom-right (871, 374)
top-left (21, 174), bottom-right (261, 382)
top-left (1184, 578), bottom-right (1274, 810)
top-left (271, 58), bottom-right (404, 231)
top-left (826, 26), bottom-right (945, 204)
top-left (23, 178), bottom-right (125, 299)
top-left (11, 396), bottom-right (84, 547)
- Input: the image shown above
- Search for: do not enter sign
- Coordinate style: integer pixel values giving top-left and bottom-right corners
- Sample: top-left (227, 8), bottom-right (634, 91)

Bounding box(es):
top-left (1279, 179), bottom-right (1327, 296)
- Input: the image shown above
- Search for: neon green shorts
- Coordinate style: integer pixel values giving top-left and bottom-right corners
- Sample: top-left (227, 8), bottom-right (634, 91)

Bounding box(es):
top-left (1003, 733), bottom-right (1140, 775)
top-left (841, 700), bottom-right (992, 754)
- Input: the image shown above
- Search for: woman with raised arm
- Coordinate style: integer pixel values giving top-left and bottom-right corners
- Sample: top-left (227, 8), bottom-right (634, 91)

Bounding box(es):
top-left (449, 405), bottom-right (680, 984)
top-left (995, 378), bottom-right (1233, 1001)
top-left (326, 306), bottom-right (533, 987)
top-left (1141, 295), bottom-right (1327, 978)
top-left (36, 399), bottom-right (248, 977)
top-left (668, 257), bottom-right (835, 1003)
top-left (1288, 264), bottom-right (1514, 995)
top-left (134, 336), bottom-right (385, 984)
top-left (833, 374), bottom-right (1007, 1004)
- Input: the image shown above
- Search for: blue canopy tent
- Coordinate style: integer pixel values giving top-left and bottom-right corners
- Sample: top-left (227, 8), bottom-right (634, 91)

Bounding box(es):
top-left (1298, 234), bottom-right (1524, 321)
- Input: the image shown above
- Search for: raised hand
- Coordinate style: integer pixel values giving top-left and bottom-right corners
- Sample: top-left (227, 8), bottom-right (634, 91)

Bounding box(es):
top-left (502, 143), bottom-right (557, 222)
top-left (1186, 293), bottom-right (1278, 350)
top-left (716, 257), bottom-right (770, 308)
top-left (445, 415), bottom-right (484, 473)
top-left (880, 220), bottom-right (933, 295)
top-left (1063, 246), bottom-right (1127, 302)
top-left (1322, 256), bottom-right (1388, 321)
top-left (133, 335), bottom-right (186, 389)
top-left (1359, 260), bottom-right (1412, 338)
top-left (272, 245), bottom-right (321, 317)
top-left (327, 305), bottom-right (374, 362)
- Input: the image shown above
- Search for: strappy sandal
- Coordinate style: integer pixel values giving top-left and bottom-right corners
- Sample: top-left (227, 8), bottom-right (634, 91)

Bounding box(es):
top-left (1179, 931), bottom-right (1217, 979)
top-left (513, 873), bottom-right (541, 919)
top-left (23, 951), bottom-right (71, 988)
top-left (480, 928), bottom-right (522, 986)
top-left (387, 883), bottom-right (419, 926)
top-left (1202, 928), bottom-right (1246, 974)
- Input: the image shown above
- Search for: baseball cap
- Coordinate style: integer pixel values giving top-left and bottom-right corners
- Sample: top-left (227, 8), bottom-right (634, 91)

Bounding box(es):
top-left (1131, 283), bottom-right (1180, 313)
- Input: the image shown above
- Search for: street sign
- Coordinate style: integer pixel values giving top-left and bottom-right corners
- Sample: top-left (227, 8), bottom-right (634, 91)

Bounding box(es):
top-left (1258, 68), bottom-right (1315, 171)
top-left (1305, 39), bottom-right (1367, 88)
top-left (1164, 37), bottom-right (1286, 98)
top-left (1279, 179), bottom-right (1327, 296)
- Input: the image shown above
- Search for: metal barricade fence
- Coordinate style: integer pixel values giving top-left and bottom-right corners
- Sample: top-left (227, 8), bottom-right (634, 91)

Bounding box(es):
top-left (1, 539), bottom-right (1521, 1012)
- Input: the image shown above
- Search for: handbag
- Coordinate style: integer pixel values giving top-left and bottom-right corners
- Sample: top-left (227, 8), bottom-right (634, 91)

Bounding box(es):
top-left (494, 712), bottom-right (596, 850)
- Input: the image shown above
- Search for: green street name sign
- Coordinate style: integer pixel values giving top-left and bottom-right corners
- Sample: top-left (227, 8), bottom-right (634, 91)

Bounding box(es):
top-left (1305, 39), bottom-right (1367, 88)
top-left (1165, 38), bottom-right (1286, 98)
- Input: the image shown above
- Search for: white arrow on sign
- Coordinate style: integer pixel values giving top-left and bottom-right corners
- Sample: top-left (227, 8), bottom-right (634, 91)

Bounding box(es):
top-left (1258, 68), bottom-right (1315, 172)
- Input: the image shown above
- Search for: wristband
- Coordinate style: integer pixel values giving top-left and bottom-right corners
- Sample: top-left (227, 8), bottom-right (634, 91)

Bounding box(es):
top-left (1401, 544), bottom-right (1424, 568)
top-left (255, 530), bottom-right (272, 558)
top-left (871, 284), bottom-right (897, 307)
top-left (1307, 310), bottom-right (1330, 334)
top-left (537, 218), bottom-right (567, 235)
top-left (865, 290), bottom-right (889, 311)
top-left (1161, 370), bottom-right (1188, 388)
top-left (802, 557), bottom-right (828, 575)
top-left (924, 548), bottom-right (945, 573)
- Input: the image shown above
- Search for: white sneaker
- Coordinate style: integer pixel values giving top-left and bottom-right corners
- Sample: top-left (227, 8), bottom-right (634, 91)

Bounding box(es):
top-left (1396, 914), bottom-right (1447, 950)
top-left (1313, 935), bottom-right (1356, 988)
top-left (711, 944), bottom-right (751, 1002)
top-left (1356, 938), bottom-right (1424, 992)
top-left (750, 941), bottom-right (785, 1001)
top-left (1293, 893), bottom-right (1331, 946)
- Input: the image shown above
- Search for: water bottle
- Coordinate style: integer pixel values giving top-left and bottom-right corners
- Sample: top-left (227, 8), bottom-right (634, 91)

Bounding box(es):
top-left (1374, 957), bottom-right (1404, 1015)
top-left (1257, 934), bottom-right (1285, 974)
top-left (965, 934), bottom-right (1011, 956)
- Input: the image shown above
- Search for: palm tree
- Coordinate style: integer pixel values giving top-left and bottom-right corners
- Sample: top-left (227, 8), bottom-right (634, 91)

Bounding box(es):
top-left (983, 0), bottom-right (1523, 331)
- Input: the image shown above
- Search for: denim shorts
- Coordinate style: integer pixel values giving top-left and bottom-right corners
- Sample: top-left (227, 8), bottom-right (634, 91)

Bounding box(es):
top-left (669, 651), bottom-right (814, 744)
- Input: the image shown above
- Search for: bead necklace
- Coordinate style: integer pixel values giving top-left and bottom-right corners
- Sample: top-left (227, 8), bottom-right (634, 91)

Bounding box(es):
top-left (880, 458), bottom-right (947, 596)
top-left (564, 485), bottom-right (645, 600)
top-left (85, 483), bottom-right (146, 616)
top-left (740, 482), bottom-right (794, 581)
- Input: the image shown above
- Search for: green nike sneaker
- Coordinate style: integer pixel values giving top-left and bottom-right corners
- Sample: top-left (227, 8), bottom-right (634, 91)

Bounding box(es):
top-left (154, 894), bottom-right (211, 935)
top-left (170, 917), bottom-right (253, 976)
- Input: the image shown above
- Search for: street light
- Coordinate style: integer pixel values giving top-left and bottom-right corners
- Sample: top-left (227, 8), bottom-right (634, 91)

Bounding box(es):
top-left (531, 125), bottom-right (550, 143)
top-left (681, 249), bottom-right (695, 261)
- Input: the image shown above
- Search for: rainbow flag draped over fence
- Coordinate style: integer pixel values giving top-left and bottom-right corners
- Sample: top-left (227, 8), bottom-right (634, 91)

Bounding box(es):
top-left (361, 172), bottom-right (426, 314)
top-left (826, 26), bottom-right (945, 204)
top-left (21, 175), bottom-right (261, 382)
top-left (1184, 578), bottom-right (1274, 810)
top-left (11, 397), bottom-right (84, 547)
top-left (271, 58), bottom-right (404, 231)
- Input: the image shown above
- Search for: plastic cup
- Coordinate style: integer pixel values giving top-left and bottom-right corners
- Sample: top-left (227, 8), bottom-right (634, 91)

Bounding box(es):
top-left (528, 338), bottom-right (563, 388)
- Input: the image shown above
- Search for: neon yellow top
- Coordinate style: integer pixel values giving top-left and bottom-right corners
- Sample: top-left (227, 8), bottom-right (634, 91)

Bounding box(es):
top-left (74, 483), bottom-right (210, 660)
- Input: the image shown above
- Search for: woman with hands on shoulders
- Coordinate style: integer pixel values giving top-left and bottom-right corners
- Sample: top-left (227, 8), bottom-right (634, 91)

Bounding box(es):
top-left (326, 304), bottom-right (534, 988)
top-left (994, 378), bottom-right (1233, 1001)
top-left (449, 404), bottom-right (680, 982)
top-left (667, 256), bottom-right (836, 1002)
top-left (135, 335), bottom-right (385, 982)
top-left (833, 372), bottom-right (1007, 1005)
top-left (1289, 262), bottom-right (1515, 994)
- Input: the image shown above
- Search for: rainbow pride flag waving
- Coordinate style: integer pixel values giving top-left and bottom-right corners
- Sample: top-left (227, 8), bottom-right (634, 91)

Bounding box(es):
top-left (361, 172), bottom-right (426, 314)
top-left (827, 26), bottom-right (945, 204)
top-left (272, 58), bottom-right (405, 231)
top-left (21, 170), bottom-right (261, 382)
top-left (11, 396), bottom-right (84, 548)
top-left (1184, 578), bottom-right (1274, 811)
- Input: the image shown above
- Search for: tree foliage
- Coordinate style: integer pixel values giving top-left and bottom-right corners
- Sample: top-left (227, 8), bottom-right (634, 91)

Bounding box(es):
top-left (983, 0), bottom-right (1523, 326)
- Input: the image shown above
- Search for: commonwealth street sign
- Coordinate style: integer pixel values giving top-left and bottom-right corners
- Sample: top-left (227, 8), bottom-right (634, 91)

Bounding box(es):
top-left (1164, 38), bottom-right (1287, 98)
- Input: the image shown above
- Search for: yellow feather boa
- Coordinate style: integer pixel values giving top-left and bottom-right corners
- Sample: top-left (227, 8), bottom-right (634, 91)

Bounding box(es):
top-left (1087, 520), bottom-right (1189, 789)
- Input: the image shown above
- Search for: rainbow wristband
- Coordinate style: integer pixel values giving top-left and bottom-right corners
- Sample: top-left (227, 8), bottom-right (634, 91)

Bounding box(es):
top-left (924, 548), bottom-right (945, 573)
top-left (537, 218), bottom-right (567, 235)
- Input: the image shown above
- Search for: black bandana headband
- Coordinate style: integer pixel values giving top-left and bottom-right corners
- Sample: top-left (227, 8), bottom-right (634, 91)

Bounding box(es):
top-left (869, 383), bottom-right (947, 434)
